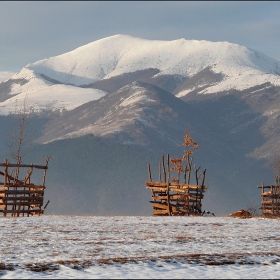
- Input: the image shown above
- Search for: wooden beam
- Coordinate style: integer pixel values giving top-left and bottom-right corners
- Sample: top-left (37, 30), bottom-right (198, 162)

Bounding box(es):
top-left (0, 202), bottom-right (43, 206)
top-left (146, 181), bottom-right (208, 189)
top-left (150, 202), bottom-right (169, 210)
top-left (152, 195), bottom-right (168, 200)
top-left (153, 209), bottom-right (169, 215)
top-left (0, 190), bottom-right (44, 195)
top-left (2, 197), bottom-right (43, 202)
top-left (2, 209), bottom-right (43, 214)
top-left (146, 186), bottom-right (167, 192)
top-left (0, 163), bottom-right (48, 169)
top-left (258, 185), bottom-right (278, 189)
top-left (5, 184), bottom-right (45, 190)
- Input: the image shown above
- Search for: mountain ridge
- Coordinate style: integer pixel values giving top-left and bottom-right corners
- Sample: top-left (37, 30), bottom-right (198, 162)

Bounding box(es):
top-left (0, 35), bottom-right (279, 215)
top-left (1, 34), bottom-right (280, 115)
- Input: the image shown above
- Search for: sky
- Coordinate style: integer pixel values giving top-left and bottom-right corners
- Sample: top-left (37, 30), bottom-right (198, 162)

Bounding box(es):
top-left (1, 1), bottom-right (280, 72)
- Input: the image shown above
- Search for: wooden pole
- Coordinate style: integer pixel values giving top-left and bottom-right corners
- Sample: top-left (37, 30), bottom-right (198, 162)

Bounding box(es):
top-left (271, 185), bottom-right (273, 214)
top-left (41, 156), bottom-right (50, 216)
top-left (147, 164), bottom-right (152, 182)
top-left (41, 200), bottom-right (50, 215)
top-left (3, 159), bottom-right (8, 217)
top-left (158, 161), bottom-right (161, 182)
top-left (276, 186), bottom-right (279, 215)
top-left (262, 182), bottom-right (264, 215)
top-left (195, 165), bottom-right (201, 185)
top-left (187, 157), bottom-right (192, 184)
top-left (201, 169), bottom-right (206, 187)
top-left (167, 154), bottom-right (171, 216)
top-left (162, 155), bottom-right (166, 183)
top-left (42, 156), bottom-right (50, 187)
top-left (184, 164), bottom-right (187, 184)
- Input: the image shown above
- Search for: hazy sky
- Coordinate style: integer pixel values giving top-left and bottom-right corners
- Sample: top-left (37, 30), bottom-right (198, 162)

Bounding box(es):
top-left (1, 1), bottom-right (280, 72)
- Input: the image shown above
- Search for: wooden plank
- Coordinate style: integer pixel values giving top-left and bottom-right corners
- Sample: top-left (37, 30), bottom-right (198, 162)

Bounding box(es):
top-left (152, 191), bottom-right (167, 195)
top-left (171, 183), bottom-right (208, 189)
top-left (2, 209), bottom-right (43, 214)
top-left (170, 195), bottom-right (201, 200)
top-left (169, 187), bottom-right (205, 193)
top-left (258, 185), bottom-right (279, 189)
top-left (172, 208), bottom-right (190, 214)
top-left (171, 201), bottom-right (196, 206)
top-left (146, 181), bottom-right (207, 190)
top-left (0, 163), bottom-right (47, 169)
top-left (152, 195), bottom-right (168, 200)
top-left (0, 183), bottom-right (45, 190)
top-left (261, 191), bottom-right (272, 196)
top-left (146, 186), bottom-right (167, 192)
top-left (2, 197), bottom-right (43, 202)
top-left (146, 181), bottom-right (168, 187)
top-left (153, 209), bottom-right (169, 215)
top-left (0, 190), bottom-right (44, 195)
top-left (261, 193), bottom-right (280, 199)
top-left (0, 202), bottom-right (43, 206)
top-left (150, 202), bottom-right (169, 210)
top-left (169, 194), bottom-right (187, 200)
top-left (262, 209), bottom-right (274, 214)
top-left (262, 200), bottom-right (273, 204)
top-left (169, 187), bottom-right (188, 193)
top-left (169, 194), bottom-right (204, 200)
top-left (262, 205), bottom-right (280, 209)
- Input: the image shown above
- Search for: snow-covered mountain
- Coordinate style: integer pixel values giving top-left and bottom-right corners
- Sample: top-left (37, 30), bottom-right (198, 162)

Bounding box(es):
top-left (1, 34), bottom-right (280, 162)
top-left (1, 34), bottom-right (280, 115)
top-left (34, 81), bottom-right (209, 151)
top-left (1, 34), bottom-right (279, 215)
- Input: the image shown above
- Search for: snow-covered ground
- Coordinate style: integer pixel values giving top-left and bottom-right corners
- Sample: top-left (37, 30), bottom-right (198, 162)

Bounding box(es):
top-left (0, 215), bottom-right (280, 279)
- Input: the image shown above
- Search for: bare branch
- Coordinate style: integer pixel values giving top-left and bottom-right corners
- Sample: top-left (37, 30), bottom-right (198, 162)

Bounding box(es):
top-left (6, 94), bottom-right (35, 180)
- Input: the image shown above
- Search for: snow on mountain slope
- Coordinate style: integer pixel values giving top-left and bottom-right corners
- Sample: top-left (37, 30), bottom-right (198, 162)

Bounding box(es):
top-left (0, 68), bottom-right (106, 115)
top-left (34, 81), bottom-right (169, 144)
top-left (25, 34), bottom-right (280, 90)
top-left (1, 34), bottom-right (280, 115)
top-left (34, 81), bottom-right (208, 153)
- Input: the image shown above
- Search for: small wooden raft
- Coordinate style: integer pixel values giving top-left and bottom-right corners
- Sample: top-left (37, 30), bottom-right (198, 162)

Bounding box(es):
top-left (146, 153), bottom-right (207, 216)
top-left (0, 156), bottom-right (50, 217)
top-left (258, 183), bottom-right (280, 216)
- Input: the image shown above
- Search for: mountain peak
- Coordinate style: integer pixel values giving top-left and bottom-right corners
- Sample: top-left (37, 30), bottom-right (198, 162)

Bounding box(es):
top-left (1, 35), bottom-right (280, 115)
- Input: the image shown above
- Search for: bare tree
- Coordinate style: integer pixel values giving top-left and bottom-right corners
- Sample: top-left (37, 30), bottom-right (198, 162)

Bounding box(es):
top-left (170, 130), bottom-right (199, 184)
top-left (6, 94), bottom-right (34, 180)
top-left (269, 142), bottom-right (280, 186)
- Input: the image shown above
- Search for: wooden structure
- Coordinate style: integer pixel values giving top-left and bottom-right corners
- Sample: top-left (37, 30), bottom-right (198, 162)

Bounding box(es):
top-left (258, 183), bottom-right (280, 216)
top-left (0, 156), bottom-right (50, 217)
top-left (146, 154), bottom-right (208, 216)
